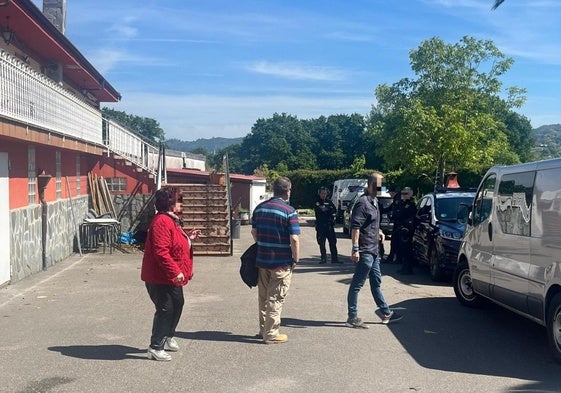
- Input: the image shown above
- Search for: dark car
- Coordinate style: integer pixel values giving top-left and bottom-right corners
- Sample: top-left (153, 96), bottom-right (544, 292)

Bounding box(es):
top-left (342, 191), bottom-right (394, 238)
top-left (411, 190), bottom-right (475, 281)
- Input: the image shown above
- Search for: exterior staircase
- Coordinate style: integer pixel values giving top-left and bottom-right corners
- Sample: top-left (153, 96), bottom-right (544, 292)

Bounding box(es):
top-left (178, 184), bottom-right (231, 256)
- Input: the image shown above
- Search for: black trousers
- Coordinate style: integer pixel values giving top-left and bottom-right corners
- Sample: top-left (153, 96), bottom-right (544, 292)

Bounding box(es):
top-left (387, 225), bottom-right (399, 260)
top-left (146, 283), bottom-right (184, 350)
top-left (316, 225), bottom-right (338, 260)
top-left (396, 227), bottom-right (413, 272)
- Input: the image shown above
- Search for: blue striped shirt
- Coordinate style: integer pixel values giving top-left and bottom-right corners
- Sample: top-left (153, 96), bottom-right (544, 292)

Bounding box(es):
top-left (251, 197), bottom-right (300, 269)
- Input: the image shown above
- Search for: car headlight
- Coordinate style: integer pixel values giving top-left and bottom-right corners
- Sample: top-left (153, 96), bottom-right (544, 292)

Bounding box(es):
top-left (439, 229), bottom-right (463, 240)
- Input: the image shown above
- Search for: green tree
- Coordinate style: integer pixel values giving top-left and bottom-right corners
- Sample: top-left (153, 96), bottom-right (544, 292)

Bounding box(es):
top-left (349, 155), bottom-right (366, 175)
top-left (207, 144), bottom-right (243, 173)
top-left (499, 110), bottom-right (535, 162)
top-left (368, 36), bottom-right (526, 184)
top-left (102, 107), bottom-right (165, 143)
top-left (238, 113), bottom-right (317, 174)
top-left (332, 113), bottom-right (368, 168)
top-left (305, 113), bottom-right (368, 170)
top-left (188, 147), bottom-right (208, 156)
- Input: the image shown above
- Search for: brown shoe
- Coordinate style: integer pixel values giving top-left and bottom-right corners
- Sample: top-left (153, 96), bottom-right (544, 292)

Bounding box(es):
top-left (264, 334), bottom-right (288, 344)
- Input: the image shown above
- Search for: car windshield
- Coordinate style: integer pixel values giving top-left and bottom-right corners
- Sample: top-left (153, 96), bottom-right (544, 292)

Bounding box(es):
top-left (435, 197), bottom-right (474, 221)
top-left (348, 185), bottom-right (364, 193)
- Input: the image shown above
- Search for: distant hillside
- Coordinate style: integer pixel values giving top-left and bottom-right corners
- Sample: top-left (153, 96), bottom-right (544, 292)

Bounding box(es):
top-left (532, 124), bottom-right (561, 140)
top-left (166, 137), bottom-right (243, 154)
top-left (532, 124), bottom-right (561, 160)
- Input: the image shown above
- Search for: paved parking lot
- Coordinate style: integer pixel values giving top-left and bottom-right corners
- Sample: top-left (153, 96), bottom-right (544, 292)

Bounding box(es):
top-left (1, 219), bottom-right (560, 393)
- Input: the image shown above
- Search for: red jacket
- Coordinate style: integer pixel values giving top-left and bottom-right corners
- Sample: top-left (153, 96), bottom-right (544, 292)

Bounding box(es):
top-left (141, 213), bottom-right (193, 286)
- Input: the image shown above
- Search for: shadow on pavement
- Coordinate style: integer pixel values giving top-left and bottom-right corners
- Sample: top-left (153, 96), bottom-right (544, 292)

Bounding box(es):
top-left (15, 377), bottom-right (75, 393)
top-left (281, 317), bottom-right (346, 329)
top-left (294, 257), bottom-right (354, 276)
top-left (176, 330), bottom-right (261, 344)
top-left (381, 262), bottom-right (453, 287)
top-left (386, 296), bottom-right (561, 390)
top-left (48, 345), bottom-right (146, 360)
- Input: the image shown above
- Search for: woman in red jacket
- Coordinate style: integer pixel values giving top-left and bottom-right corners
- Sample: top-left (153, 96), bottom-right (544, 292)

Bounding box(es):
top-left (141, 188), bottom-right (200, 361)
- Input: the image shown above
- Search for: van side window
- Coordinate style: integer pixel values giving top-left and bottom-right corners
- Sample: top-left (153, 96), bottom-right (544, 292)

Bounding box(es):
top-left (473, 174), bottom-right (496, 226)
top-left (497, 171), bottom-right (535, 236)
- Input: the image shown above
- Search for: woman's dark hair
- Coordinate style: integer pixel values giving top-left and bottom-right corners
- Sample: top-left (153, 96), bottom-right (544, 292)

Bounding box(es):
top-left (154, 188), bottom-right (176, 212)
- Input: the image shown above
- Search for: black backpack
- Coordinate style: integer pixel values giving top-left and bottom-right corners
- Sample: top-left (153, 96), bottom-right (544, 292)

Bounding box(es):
top-left (240, 243), bottom-right (258, 288)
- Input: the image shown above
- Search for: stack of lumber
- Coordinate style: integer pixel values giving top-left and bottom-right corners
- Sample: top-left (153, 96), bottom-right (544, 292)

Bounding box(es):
top-left (87, 172), bottom-right (117, 217)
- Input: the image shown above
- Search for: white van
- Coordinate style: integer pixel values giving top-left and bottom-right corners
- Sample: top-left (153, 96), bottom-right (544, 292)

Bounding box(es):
top-left (453, 158), bottom-right (561, 362)
top-left (331, 179), bottom-right (367, 221)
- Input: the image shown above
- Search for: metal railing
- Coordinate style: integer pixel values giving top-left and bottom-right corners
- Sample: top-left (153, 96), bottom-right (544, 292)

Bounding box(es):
top-left (104, 118), bottom-right (158, 174)
top-left (0, 50), bottom-right (103, 144)
top-left (0, 50), bottom-right (159, 175)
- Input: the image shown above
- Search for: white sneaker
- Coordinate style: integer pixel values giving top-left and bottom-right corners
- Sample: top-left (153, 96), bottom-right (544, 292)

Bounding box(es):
top-left (147, 348), bottom-right (171, 361)
top-left (164, 337), bottom-right (179, 352)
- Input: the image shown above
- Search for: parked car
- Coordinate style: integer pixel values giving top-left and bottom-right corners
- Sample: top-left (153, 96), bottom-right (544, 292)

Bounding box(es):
top-left (411, 189), bottom-right (475, 281)
top-left (453, 158), bottom-right (561, 363)
top-left (332, 179), bottom-right (367, 222)
top-left (343, 191), bottom-right (393, 238)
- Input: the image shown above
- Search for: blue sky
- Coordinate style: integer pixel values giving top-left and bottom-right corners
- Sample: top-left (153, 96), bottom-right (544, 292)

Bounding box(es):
top-left (33, 0), bottom-right (561, 141)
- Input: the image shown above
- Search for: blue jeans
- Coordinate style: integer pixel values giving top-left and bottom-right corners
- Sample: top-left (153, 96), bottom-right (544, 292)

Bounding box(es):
top-left (347, 253), bottom-right (391, 318)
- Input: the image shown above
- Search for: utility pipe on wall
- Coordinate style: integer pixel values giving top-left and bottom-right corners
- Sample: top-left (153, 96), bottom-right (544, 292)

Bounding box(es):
top-left (37, 174), bottom-right (52, 270)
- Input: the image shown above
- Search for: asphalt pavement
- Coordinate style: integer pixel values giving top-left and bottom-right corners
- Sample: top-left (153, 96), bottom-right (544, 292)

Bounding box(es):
top-left (1, 218), bottom-right (560, 393)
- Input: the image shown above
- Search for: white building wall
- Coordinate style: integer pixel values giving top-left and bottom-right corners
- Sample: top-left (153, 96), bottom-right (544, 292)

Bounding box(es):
top-left (249, 179), bottom-right (267, 217)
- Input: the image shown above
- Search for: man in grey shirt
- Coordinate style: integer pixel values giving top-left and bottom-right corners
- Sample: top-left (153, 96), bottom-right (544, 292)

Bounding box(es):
top-left (346, 173), bottom-right (403, 328)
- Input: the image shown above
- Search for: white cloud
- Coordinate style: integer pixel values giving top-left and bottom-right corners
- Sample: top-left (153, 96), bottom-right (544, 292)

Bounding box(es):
top-left (90, 49), bottom-right (174, 74)
top-left (247, 61), bottom-right (347, 81)
top-left (108, 25), bottom-right (138, 40)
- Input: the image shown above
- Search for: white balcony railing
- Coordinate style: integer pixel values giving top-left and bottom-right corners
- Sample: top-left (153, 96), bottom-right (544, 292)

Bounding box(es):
top-left (104, 118), bottom-right (158, 173)
top-left (0, 50), bottom-right (103, 144)
top-left (0, 50), bottom-right (159, 175)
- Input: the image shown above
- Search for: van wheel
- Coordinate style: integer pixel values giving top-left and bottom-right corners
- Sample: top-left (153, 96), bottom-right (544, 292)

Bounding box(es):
top-left (429, 246), bottom-right (444, 282)
top-left (547, 293), bottom-right (561, 363)
top-left (453, 261), bottom-right (483, 307)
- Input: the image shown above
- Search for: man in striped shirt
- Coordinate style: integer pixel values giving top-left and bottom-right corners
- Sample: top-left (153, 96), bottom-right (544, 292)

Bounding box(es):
top-left (251, 176), bottom-right (300, 344)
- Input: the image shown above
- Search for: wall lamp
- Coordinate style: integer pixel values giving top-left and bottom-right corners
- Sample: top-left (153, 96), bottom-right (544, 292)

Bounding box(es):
top-left (2, 16), bottom-right (14, 45)
top-left (0, 1), bottom-right (11, 7)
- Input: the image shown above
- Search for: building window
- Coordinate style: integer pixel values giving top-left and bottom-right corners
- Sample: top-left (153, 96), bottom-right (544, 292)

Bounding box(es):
top-left (28, 146), bottom-right (36, 205)
top-left (106, 177), bottom-right (127, 192)
top-left (75, 154), bottom-right (81, 196)
top-left (497, 171), bottom-right (535, 236)
top-left (55, 151), bottom-right (62, 199)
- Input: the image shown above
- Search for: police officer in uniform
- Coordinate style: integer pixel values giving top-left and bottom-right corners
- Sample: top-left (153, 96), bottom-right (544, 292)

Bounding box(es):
top-left (314, 186), bottom-right (340, 264)
top-left (381, 185), bottom-right (400, 263)
top-left (393, 187), bottom-right (416, 274)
